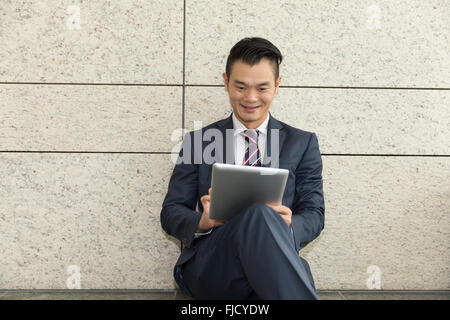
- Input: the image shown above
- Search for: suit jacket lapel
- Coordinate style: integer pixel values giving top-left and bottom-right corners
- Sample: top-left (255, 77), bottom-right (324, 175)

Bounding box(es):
top-left (262, 113), bottom-right (286, 168)
top-left (215, 114), bottom-right (235, 164)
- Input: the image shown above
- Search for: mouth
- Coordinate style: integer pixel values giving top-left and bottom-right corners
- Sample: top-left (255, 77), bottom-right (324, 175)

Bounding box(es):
top-left (240, 104), bottom-right (261, 113)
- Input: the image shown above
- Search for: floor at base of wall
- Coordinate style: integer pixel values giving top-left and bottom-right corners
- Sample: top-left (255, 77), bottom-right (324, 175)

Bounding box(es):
top-left (0, 289), bottom-right (448, 300)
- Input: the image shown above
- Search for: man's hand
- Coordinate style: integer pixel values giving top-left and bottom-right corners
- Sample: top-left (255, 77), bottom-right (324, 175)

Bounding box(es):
top-left (266, 202), bottom-right (292, 227)
top-left (196, 188), bottom-right (226, 232)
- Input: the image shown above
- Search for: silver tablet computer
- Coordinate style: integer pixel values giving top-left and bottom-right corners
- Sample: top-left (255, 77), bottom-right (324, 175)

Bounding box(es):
top-left (209, 163), bottom-right (289, 221)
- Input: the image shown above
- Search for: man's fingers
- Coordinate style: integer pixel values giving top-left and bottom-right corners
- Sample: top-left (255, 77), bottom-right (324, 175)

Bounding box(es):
top-left (265, 203), bottom-right (292, 227)
top-left (266, 203), bottom-right (292, 216)
top-left (213, 219), bottom-right (226, 227)
top-left (201, 194), bottom-right (211, 203)
top-left (266, 202), bottom-right (281, 210)
top-left (279, 206), bottom-right (292, 216)
top-left (266, 202), bottom-right (279, 210)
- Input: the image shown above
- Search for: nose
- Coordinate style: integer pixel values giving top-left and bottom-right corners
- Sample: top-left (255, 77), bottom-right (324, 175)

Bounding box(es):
top-left (243, 88), bottom-right (259, 103)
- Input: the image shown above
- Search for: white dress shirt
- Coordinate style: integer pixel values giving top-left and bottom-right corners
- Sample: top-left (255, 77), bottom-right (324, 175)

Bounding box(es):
top-left (232, 112), bottom-right (269, 165)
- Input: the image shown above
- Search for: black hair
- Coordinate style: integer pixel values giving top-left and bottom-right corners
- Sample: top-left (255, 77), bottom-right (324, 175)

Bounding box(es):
top-left (225, 37), bottom-right (283, 83)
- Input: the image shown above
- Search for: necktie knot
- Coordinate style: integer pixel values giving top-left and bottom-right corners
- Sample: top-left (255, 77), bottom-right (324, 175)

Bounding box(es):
top-left (241, 129), bottom-right (259, 144)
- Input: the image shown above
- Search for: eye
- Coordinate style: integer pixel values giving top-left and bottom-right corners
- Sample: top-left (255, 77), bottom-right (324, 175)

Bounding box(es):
top-left (259, 88), bottom-right (268, 91)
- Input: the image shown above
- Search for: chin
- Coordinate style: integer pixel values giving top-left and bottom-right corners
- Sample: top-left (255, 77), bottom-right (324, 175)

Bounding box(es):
top-left (240, 114), bottom-right (258, 122)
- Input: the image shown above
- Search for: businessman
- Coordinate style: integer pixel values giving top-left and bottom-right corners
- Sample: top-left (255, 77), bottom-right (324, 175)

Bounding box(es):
top-left (160, 37), bottom-right (325, 299)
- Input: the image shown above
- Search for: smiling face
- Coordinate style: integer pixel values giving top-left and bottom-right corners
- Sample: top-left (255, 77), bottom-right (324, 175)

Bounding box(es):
top-left (223, 58), bottom-right (282, 129)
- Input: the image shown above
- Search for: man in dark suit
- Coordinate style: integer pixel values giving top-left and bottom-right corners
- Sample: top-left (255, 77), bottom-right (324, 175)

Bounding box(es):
top-left (160, 37), bottom-right (325, 299)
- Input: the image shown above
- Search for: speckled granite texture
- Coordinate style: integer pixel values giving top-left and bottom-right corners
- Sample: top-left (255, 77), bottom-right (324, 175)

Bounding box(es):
top-left (0, 1), bottom-right (183, 84)
top-left (311, 156), bottom-right (449, 290)
top-left (185, 0), bottom-right (450, 87)
top-left (185, 87), bottom-right (450, 155)
top-left (0, 0), bottom-right (448, 290)
top-left (0, 85), bottom-right (182, 152)
top-left (0, 153), bottom-right (179, 289)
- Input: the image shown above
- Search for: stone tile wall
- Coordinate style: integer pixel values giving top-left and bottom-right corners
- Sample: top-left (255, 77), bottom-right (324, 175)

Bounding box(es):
top-left (0, 1), bottom-right (448, 290)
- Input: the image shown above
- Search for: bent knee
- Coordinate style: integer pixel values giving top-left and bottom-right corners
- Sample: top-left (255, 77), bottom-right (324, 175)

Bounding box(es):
top-left (236, 203), bottom-right (280, 224)
top-left (250, 203), bottom-right (277, 215)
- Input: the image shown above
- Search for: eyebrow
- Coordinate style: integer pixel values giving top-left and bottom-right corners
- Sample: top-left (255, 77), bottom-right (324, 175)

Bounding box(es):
top-left (233, 80), bottom-right (271, 87)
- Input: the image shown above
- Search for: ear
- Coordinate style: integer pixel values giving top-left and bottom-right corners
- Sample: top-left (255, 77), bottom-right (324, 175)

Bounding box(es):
top-left (222, 72), bottom-right (229, 90)
top-left (275, 76), bottom-right (282, 93)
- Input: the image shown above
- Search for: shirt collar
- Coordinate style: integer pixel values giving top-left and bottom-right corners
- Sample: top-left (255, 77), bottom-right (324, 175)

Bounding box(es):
top-left (232, 113), bottom-right (269, 136)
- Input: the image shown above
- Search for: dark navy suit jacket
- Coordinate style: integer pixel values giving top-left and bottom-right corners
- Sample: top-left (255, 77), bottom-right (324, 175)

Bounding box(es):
top-left (160, 113), bottom-right (325, 268)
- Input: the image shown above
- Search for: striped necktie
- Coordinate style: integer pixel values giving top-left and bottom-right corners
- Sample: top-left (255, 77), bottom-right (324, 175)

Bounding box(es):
top-left (241, 129), bottom-right (261, 167)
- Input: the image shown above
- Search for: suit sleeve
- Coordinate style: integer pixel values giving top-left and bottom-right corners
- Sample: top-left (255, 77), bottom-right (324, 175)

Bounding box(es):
top-left (291, 132), bottom-right (325, 252)
top-left (160, 132), bottom-right (202, 248)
